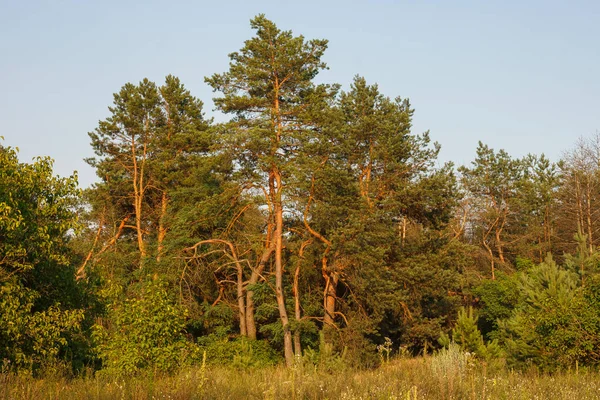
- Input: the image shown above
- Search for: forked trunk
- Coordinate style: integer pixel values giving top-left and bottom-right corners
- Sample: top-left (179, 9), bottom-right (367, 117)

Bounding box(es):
top-left (483, 238), bottom-right (495, 280)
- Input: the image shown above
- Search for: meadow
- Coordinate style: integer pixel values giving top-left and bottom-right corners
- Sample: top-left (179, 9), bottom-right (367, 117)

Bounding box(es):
top-left (2, 348), bottom-right (599, 400)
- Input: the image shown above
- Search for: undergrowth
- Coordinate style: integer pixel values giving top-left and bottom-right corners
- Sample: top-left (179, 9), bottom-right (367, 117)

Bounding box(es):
top-left (2, 349), bottom-right (600, 399)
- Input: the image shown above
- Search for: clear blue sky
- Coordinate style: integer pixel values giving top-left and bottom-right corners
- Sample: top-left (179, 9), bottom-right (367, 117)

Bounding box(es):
top-left (1, 0), bottom-right (598, 188)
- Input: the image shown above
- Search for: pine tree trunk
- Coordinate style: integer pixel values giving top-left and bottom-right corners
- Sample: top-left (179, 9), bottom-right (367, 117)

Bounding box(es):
top-left (483, 236), bottom-right (495, 280)
top-left (245, 290), bottom-right (258, 340)
top-left (495, 229), bottom-right (505, 264)
top-left (274, 171), bottom-right (294, 367)
top-left (544, 204), bottom-right (552, 253)
top-left (237, 255), bottom-right (247, 337)
top-left (293, 276), bottom-right (302, 357)
top-left (586, 180), bottom-right (594, 252)
top-left (131, 132), bottom-right (147, 266)
top-left (293, 240), bottom-right (309, 357)
top-left (323, 271), bottom-right (338, 326)
top-left (576, 175), bottom-right (585, 240)
top-left (156, 191), bottom-right (168, 262)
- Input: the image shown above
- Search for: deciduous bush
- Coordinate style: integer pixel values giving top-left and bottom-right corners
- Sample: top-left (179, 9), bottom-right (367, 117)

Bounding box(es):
top-left (0, 281), bottom-right (83, 374)
top-left (92, 278), bottom-right (199, 376)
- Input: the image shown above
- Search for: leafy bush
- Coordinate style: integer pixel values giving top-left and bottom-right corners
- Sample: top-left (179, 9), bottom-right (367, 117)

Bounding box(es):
top-left (0, 281), bottom-right (84, 374)
top-left (473, 272), bottom-right (520, 339)
top-left (0, 144), bottom-right (87, 375)
top-left (92, 278), bottom-right (199, 376)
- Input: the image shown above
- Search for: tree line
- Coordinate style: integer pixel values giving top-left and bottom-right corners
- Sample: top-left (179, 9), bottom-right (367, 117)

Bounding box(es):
top-left (2, 15), bottom-right (600, 375)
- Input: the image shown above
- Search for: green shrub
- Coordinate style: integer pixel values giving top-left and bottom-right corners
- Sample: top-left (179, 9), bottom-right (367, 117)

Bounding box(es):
top-left (472, 272), bottom-right (519, 338)
top-left (0, 281), bottom-right (84, 374)
top-left (92, 278), bottom-right (199, 376)
top-left (498, 256), bottom-right (600, 370)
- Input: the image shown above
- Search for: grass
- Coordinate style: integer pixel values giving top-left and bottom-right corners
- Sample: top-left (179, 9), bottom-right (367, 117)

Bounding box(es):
top-left (2, 350), bottom-right (600, 399)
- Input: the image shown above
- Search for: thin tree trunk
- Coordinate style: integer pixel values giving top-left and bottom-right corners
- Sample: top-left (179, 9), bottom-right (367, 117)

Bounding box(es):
top-left (93, 215), bottom-right (130, 261)
top-left (359, 146), bottom-right (373, 208)
top-left (246, 182), bottom-right (275, 340)
top-left (76, 208), bottom-right (106, 280)
top-left (293, 240), bottom-right (310, 357)
top-left (274, 170), bottom-right (294, 367)
top-left (303, 172), bottom-right (338, 329)
top-left (131, 127), bottom-right (148, 266)
top-left (484, 240), bottom-right (495, 280)
top-left (576, 175), bottom-right (585, 240)
top-left (544, 204), bottom-right (551, 253)
top-left (586, 179), bottom-right (594, 252)
top-left (237, 255), bottom-right (247, 337)
top-left (323, 268), bottom-right (338, 327)
top-left (482, 223), bottom-right (496, 280)
top-left (157, 191), bottom-right (168, 262)
top-left (495, 228), bottom-right (505, 264)
top-left (246, 242), bottom-right (274, 340)
top-left (270, 76), bottom-right (294, 367)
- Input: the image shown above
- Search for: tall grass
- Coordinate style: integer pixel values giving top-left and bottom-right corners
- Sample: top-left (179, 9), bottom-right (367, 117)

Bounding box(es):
top-left (2, 348), bottom-right (600, 399)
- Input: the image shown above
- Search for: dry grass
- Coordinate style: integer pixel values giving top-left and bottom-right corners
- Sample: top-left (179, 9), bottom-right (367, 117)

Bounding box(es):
top-left (2, 353), bottom-right (600, 399)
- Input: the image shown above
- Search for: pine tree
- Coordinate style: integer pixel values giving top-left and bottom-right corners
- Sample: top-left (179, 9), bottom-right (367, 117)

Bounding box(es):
top-left (87, 79), bottom-right (163, 267)
top-left (205, 14), bottom-right (333, 366)
top-left (86, 76), bottom-right (213, 271)
top-left (459, 143), bottom-right (523, 278)
top-left (452, 307), bottom-right (484, 354)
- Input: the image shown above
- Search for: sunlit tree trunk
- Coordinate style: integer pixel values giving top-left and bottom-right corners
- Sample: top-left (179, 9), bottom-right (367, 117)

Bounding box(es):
top-left (156, 191), bottom-right (168, 262)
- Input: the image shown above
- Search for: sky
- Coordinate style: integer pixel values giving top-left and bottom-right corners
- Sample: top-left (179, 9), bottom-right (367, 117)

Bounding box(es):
top-left (1, 0), bottom-right (598, 188)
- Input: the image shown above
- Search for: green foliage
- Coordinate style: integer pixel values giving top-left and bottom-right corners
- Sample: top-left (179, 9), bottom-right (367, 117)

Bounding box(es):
top-left (0, 144), bottom-right (87, 374)
top-left (564, 231), bottom-right (600, 281)
top-left (498, 256), bottom-right (600, 370)
top-left (92, 278), bottom-right (199, 376)
top-left (189, 302), bottom-right (235, 337)
top-left (0, 145), bottom-right (80, 297)
top-left (0, 281), bottom-right (84, 373)
top-left (515, 256), bottom-right (535, 271)
top-left (473, 272), bottom-right (520, 337)
top-left (446, 307), bottom-right (504, 363)
top-left (302, 331), bottom-right (348, 373)
top-left (451, 307), bottom-right (484, 354)
top-left (196, 335), bottom-right (280, 368)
